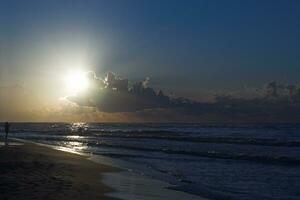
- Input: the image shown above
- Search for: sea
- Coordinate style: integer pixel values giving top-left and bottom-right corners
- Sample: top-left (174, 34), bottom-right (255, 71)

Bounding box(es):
top-left (3, 123), bottom-right (300, 200)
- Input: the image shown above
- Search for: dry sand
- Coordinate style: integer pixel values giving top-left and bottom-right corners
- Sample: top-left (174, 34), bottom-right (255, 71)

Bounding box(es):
top-left (0, 139), bottom-right (120, 200)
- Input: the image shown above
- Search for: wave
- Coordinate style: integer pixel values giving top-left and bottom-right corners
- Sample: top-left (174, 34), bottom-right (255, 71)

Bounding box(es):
top-left (16, 136), bottom-right (300, 166)
top-left (89, 151), bottom-right (300, 166)
top-left (12, 131), bottom-right (300, 147)
top-left (92, 133), bottom-right (300, 147)
top-left (86, 142), bottom-right (300, 165)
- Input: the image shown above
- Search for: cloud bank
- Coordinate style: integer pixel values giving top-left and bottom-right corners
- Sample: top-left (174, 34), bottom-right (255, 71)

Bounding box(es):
top-left (65, 71), bottom-right (300, 122)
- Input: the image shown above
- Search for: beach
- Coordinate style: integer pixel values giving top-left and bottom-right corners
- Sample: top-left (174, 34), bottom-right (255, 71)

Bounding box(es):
top-left (2, 122), bottom-right (300, 200)
top-left (0, 139), bottom-right (119, 200)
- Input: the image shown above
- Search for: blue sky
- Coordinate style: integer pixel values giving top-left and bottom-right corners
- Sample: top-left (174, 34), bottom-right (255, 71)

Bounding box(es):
top-left (1, 0), bottom-right (300, 100)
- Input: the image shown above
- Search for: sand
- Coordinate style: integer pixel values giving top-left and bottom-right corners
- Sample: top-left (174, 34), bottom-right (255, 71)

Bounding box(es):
top-left (0, 139), bottom-right (120, 200)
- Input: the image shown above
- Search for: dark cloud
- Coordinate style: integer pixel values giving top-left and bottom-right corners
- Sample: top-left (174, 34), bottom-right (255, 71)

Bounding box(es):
top-left (67, 72), bottom-right (300, 122)
top-left (68, 71), bottom-right (175, 112)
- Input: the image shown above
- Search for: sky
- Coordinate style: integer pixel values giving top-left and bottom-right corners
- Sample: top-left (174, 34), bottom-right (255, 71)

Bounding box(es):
top-left (1, 0), bottom-right (300, 122)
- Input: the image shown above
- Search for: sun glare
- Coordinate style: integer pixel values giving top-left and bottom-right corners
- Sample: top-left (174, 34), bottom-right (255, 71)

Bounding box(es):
top-left (64, 70), bottom-right (89, 95)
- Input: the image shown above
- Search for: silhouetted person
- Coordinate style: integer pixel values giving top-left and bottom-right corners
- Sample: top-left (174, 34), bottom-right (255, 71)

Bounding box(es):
top-left (4, 122), bottom-right (10, 139)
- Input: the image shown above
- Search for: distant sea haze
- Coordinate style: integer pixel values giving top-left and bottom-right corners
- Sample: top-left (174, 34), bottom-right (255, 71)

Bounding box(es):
top-left (6, 122), bottom-right (300, 200)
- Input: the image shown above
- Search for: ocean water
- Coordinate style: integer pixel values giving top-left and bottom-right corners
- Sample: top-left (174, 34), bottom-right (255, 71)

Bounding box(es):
top-left (3, 123), bottom-right (300, 200)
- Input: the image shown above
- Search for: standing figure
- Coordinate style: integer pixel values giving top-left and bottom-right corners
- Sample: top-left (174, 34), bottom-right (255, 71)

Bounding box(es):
top-left (4, 122), bottom-right (10, 139)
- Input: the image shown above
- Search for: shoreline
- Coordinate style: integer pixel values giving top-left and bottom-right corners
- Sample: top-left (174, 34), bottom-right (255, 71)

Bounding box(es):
top-left (3, 138), bottom-right (207, 200)
top-left (0, 138), bottom-right (120, 200)
top-left (88, 154), bottom-right (206, 200)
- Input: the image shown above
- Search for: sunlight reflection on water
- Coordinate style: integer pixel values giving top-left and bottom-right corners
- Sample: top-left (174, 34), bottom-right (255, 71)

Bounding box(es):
top-left (70, 122), bottom-right (89, 133)
top-left (62, 140), bottom-right (87, 151)
top-left (66, 135), bottom-right (82, 139)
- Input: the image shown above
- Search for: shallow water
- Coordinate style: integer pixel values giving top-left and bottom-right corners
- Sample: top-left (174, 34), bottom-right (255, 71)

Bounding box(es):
top-left (4, 123), bottom-right (300, 200)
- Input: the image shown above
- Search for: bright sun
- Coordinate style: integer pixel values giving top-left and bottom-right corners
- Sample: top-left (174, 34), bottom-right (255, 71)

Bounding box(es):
top-left (64, 70), bottom-right (89, 95)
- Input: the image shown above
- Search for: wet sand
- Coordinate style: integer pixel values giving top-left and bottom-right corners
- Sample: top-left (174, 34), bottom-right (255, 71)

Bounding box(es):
top-left (0, 139), bottom-right (119, 200)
